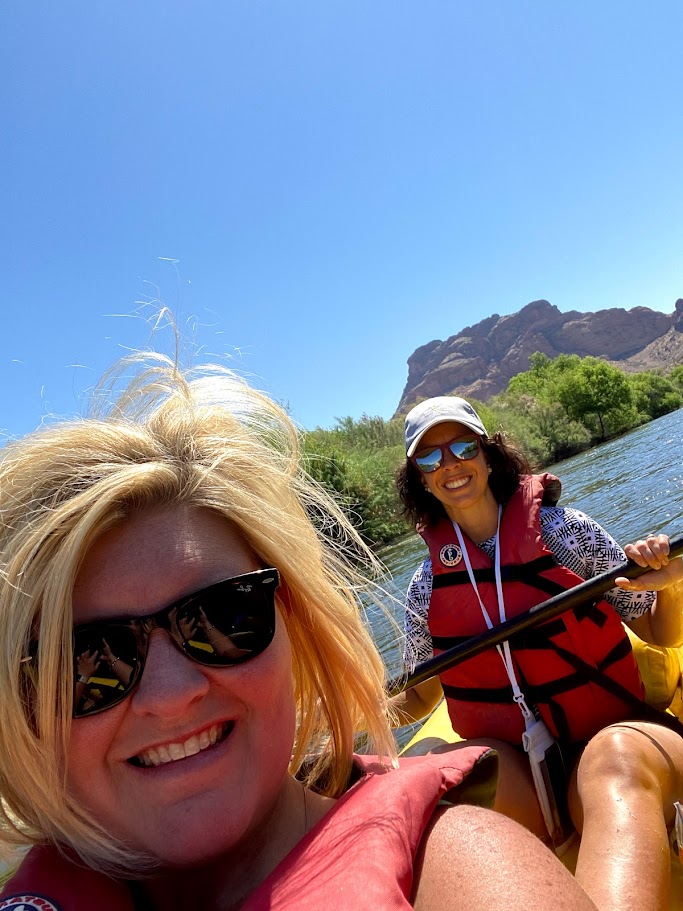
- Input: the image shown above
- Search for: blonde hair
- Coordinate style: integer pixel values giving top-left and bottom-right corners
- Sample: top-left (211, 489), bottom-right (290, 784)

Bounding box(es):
top-left (0, 355), bottom-right (396, 875)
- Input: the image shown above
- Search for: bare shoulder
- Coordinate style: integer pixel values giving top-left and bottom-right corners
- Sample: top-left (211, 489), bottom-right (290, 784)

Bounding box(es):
top-left (412, 805), bottom-right (596, 911)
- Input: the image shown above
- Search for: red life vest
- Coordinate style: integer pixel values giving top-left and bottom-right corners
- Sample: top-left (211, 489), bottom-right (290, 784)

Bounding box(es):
top-left (421, 473), bottom-right (645, 745)
top-left (0, 746), bottom-right (495, 911)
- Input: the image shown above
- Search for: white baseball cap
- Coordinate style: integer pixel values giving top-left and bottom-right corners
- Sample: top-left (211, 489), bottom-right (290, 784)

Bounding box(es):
top-left (404, 396), bottom-right (488, 457)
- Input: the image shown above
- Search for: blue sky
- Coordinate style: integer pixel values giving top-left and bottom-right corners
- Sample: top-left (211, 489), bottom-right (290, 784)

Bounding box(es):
top-left (2, 1), bottom-right (682, 438)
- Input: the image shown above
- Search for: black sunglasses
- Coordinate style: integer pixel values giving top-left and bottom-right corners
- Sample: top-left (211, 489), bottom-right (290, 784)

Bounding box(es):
top-left (412, 437), bottom-right (480, 474)
top-left (32, 568), bottom-right (280, 718)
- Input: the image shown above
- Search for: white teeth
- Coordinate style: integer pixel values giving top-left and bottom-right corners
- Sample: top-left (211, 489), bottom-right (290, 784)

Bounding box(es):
top-left (144, 748), bottom-right (162, 767)
top-left (445, 477), bottom-right (469, 490)
top-left (136, 723), bottom-right (224, 767)
top-left (184, 735), bottom-right (201, 757)
top-left (169, 743), bottom-right (185, 761)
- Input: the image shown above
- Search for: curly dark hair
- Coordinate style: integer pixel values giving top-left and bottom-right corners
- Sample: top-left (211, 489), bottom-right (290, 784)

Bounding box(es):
top-left (396, 431), bottom-right (532, 528)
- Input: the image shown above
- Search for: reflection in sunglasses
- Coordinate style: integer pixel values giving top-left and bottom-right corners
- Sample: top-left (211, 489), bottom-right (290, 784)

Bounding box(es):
top-left (177, 607), bottom-right (253, 660)
top-left (413, 437), bottom-right (479, 473)
top-left (64, 569), bottom-right (280, 718)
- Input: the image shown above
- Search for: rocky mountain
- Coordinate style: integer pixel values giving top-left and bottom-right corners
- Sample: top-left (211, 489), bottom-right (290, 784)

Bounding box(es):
top-left (395, 299), bottom-right (683, 415)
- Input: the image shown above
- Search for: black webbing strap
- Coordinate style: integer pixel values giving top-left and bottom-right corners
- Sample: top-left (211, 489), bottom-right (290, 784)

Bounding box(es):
top-left (440, 636), bottom-right (678, 731)
top-left (441, 680), bottom-right (572, 744)
top-left (432, 555), bottom-right (563, 596)
top-left (442, 673), bottom-right (594, 705)
top-left (544, 639), bottom-right (683, 738)
top-left (515, 601), bottom-right (612, 647)
top-left (432, 599), bottom-right (609, 652)
top-left (441, 682), bottom-right (516, 703)
top-left (596, 637), bottom-right (634, 671)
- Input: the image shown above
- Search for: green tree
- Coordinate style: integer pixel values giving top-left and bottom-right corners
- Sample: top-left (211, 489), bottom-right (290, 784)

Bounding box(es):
top-left (555, 357), bottom-right (634, 441)
top-left (489, 390), bottom-right (590, 464)
top-left (303, 419), bottom-right (408, 545)
top-left (629, 372), bottom-right (682, 420)
top-left (494, 352), bottom-right (596, 460)
top-left (507, 352), bottom-right (581, 402)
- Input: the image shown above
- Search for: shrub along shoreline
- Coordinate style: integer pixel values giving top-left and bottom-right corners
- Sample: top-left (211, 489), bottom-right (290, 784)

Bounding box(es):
top-left (303, 355), bottom-right (683, 547)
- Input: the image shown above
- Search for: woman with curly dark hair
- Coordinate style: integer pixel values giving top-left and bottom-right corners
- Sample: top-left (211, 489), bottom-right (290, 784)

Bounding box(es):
top-left (393, 395), bottom-right (683, 911)
top-left (397, 428), bottom-right (533, 531)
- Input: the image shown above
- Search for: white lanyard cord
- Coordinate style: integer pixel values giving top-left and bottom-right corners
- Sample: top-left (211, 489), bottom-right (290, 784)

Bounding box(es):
top-left (451, 507), bottom-right (535, 725)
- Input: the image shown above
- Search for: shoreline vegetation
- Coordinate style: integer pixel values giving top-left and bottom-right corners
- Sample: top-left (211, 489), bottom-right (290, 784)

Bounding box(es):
top-left (303, 354), bottom-right (683, 547)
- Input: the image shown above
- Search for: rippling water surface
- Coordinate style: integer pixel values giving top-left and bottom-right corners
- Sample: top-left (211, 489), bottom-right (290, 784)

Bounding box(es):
top-left (370, 408), bottom-right (683, 690)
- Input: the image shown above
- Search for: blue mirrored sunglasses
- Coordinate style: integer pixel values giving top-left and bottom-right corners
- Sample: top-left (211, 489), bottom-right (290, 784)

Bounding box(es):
top-left (412, 437), bottom-right (480, 474)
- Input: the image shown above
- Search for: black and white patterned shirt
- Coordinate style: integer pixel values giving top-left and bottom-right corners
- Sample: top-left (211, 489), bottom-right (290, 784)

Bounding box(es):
top-left (403, 506), bottom-right (654, 671)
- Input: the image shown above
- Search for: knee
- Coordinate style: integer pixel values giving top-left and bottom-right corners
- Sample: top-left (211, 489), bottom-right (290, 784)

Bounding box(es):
top-left (577, 725), bottom-right (663, 796)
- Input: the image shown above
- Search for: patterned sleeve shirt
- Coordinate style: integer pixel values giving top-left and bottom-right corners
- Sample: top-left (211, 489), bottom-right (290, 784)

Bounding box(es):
top-left (402, 505), bottom-right (655, 671)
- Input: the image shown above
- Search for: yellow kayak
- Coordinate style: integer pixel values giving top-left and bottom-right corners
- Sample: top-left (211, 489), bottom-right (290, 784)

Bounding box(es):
top-left (400, 698), bottom-right (683, 908)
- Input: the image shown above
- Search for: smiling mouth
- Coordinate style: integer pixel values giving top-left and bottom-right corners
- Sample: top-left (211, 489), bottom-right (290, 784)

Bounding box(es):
top-left (444, 476), bottom-right (470, 490)
top-left (129, 721), bottom-right (234, 768)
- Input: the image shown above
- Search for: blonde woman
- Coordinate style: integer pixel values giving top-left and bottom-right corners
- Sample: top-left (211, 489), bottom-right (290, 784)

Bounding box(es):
top-left (0, 357), bottom-right (597, 911)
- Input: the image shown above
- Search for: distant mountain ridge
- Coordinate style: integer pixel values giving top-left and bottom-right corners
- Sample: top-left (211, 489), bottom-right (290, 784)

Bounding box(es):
top-left (395, 298), bottom-right (683, 415)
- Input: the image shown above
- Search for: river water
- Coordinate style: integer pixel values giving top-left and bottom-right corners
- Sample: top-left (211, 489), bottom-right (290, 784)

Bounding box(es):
top-left (369, 408), bottom-right (683, 700)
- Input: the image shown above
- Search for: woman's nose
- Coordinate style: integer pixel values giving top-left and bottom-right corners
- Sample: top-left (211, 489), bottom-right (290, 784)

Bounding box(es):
top-left (440, 445), bottom-right (460, 468)
top-left (130, 629), bottom-right (210, 718)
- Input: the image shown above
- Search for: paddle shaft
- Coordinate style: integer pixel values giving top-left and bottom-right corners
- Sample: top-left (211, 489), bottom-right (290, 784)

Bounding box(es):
top-left (389, 534), bottom-right (683, 694)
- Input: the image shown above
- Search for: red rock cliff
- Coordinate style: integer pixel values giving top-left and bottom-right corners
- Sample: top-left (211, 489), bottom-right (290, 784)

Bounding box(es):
top-left (395, 299), bottom-right (683, 415)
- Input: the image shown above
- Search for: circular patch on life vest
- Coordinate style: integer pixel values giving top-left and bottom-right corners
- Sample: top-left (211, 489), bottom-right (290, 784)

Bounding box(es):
top-left (0, 896), bottom-right (63, 911)
top-left (439, 543), bottom-right (462, 567)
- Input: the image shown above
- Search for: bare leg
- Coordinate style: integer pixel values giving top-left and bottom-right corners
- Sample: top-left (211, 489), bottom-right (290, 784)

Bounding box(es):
top-left (568, 722), bottom-right (683, 911)
top-left (452, 737), bottom-right (547, 838)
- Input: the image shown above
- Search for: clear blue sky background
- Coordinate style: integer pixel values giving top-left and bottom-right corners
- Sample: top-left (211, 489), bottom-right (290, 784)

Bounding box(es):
top-left (2, 1), bottom-right (682, 439)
